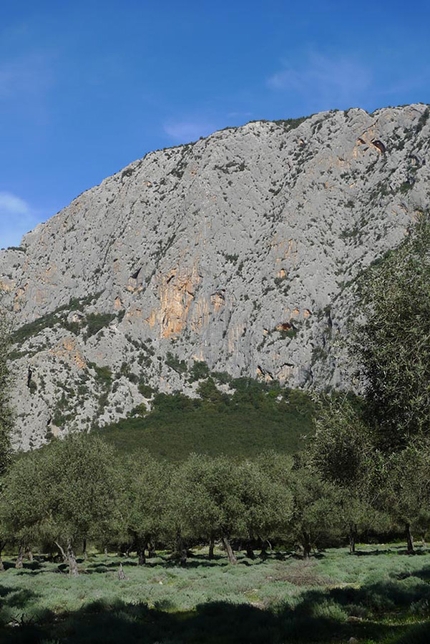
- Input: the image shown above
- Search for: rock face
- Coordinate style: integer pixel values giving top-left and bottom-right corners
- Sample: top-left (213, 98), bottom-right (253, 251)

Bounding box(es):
top-left (1, 104), bottom-right (429, 449)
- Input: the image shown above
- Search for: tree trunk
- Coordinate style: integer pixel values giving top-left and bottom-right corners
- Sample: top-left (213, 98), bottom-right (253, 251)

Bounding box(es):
top-left (175, 532), bottom-right (187, 567)
top-left (137, 544), bottom-right (146, 566)
top-left (349, 524), bottom-right (357, 554)
top-left (82, 538), bottom-right (87, 560)
top-left (406, 523), bottom-right (415, 553)
top-left (245, 542), bottom-right (255, 559)
top-left (27, 550), bottom-right (33, 563)
top-left (421, 532), bottom-right (427, 548)
top-left (302, 531), bottom-right (312, 559)
top-left (67, 542), bottom-right (79, 576)
top-left (180, 547), bottom-right (187, 567)
top-left (208, 535), bottom-right (215, 559)
top-left (221, 536), bottom-right (237, 564)
top-left (55, 540), bottom-right (67, 562)
top-left (147, 539), bottom-right (156, 558)
top-left (15, 547), bottom-right (24, 569)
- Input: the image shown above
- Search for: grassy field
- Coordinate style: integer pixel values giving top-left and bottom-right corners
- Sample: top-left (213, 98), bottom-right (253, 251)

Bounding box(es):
top-left (1, 545), bottom-right (430, 643)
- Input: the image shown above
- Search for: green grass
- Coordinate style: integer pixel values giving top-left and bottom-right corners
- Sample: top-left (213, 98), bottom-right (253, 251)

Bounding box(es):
top-left (94, 389), bottom-right (314, 461)
top-left (1, 546), bottom-right (430, 643)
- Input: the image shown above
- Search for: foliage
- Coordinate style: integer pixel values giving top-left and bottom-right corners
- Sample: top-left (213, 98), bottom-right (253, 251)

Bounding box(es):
top-left (188, 360), bottom-right (210, 382)
top-left (12, 309), bottom-right (64, 344)
top-left (354, 215), bottom-right (430, 450)
top-left (115, 452), bottom-right (170, 561)
top-left (165, 351), bottom-right (187, 374)
top-left (378, 440), bottom-right (430, 549)
top-left (89, 363), bottom-right (113, 386)
top-left (311, 394), bottom-right (373, 488)
top-left (138, 381), bottom-right (155, 398)
top-left (11, 293), bottom-right (104, 344)
top-left (85, 312), bottom-right (116, 338)
top-left (239, 454), bottom-right (294, 544)
top-left (273, 115), bottom-right (309, 130)
top-left (95, 385), bottom-right (315, 461)
top-left (0, 450), bottom-right (50, 549)
top-left (1, 434), bottom-right (120, 573)
top-left (196, 377), bottom-right (229, 404)
top-left (5, 245), bottom-right (26, 252)
top-left (289, 465), bottom-right (343, 557)
top-left (164, 453), bottom-right (293, 561)
top-left (166, 454), bottom-right (247, 561)
top-left (310, 395), bottom-right (394, 550)
top-left (43, 434), bottom-right (119, 548)
top-left (307, 216), bottom-right (430, 553)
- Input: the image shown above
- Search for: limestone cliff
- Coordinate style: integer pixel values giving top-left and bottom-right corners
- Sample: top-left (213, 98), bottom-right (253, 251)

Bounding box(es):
top-left (1, 104), bottom-right (429, 449)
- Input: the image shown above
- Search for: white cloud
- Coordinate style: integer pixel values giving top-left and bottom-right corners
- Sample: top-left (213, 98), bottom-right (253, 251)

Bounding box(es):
top-left (0, 53), bottom-right (53, 103)
top-left (267, 52), bottom-right (372, 110)
top-left (163, 119), bottom-right (217, 143)
top-left (0, 192), bottom-right (30, 216)
top-left (0, 192), bottom-right (43, 249)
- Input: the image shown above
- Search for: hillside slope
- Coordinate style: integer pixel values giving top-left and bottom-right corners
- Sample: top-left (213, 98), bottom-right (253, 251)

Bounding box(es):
top-left (1, 104), bottom-right (429, 449)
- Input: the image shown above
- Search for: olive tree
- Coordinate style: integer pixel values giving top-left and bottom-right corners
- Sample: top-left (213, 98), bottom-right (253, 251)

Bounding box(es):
top-left (354, 215), bottom-right (430, 451)
top-left (1, 433), bottom-right (120, 575)
top-left (167, 454), bottom-right (248, 564)
top-left (238, 459), bottom-right (292, 558)
top-left (289, 463), bottom-right (343, 558)
top-left (252, 451), bottom-right (295, 555)
top-left (44, 434), bottom-right (120, 574)
top-left (117, 451), bottom-right (170, 564)
top-left (311, 394), bottom-right (386, 552)
top-left (0, 450), bottom-right (50, 567)
top-left (379, 442), bottom-right (430, 552)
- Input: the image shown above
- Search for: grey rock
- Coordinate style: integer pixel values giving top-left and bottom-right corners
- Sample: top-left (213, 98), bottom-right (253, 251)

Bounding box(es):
top-left (1, 104), bottom-right (429, 449)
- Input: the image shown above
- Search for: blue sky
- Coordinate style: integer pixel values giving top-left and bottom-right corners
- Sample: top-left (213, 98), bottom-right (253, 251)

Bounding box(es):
top-left (1, 0), bottom-right (429, 248)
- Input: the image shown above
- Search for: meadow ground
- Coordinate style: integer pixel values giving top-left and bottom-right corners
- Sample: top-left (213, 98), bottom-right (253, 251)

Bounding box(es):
top-left (1, 545), bottom-right (430, 643)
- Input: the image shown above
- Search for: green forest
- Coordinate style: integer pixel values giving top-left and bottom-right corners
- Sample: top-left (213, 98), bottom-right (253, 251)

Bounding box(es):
top-left (0, 216), bottom-right (429, 643)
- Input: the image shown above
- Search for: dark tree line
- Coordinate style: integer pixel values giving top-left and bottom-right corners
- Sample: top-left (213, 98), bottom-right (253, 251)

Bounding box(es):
top-left (0, 432), bottom-right (429, 575)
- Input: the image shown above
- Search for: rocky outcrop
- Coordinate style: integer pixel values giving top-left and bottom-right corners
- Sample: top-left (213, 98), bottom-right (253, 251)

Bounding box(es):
top-left (1, 104), bottom-right (429, 449)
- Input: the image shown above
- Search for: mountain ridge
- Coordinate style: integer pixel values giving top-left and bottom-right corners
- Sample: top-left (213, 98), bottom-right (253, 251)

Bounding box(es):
top-left (1, 103), bottom-right (429, 449)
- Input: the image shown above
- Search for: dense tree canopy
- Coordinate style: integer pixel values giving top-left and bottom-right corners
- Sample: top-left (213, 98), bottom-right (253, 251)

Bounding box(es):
top-left (380, 440), bottom-right (430, 551)
top-left (167, 454), bottom-right (247, 564)
top-left (354, 215), bottom-right (430, 450)
top-left (310, 395), bottom-right (386, 552)
top-left (0, 434), bottom-right (120, 574)
top-left (0, 449), bottom-right (49, 561)
top-left (307, 214), bottom-right (430, 550)
top-left (118, 451), bottom-right (170, 564)
top-left (311, 394), bottom-right (373, 488)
